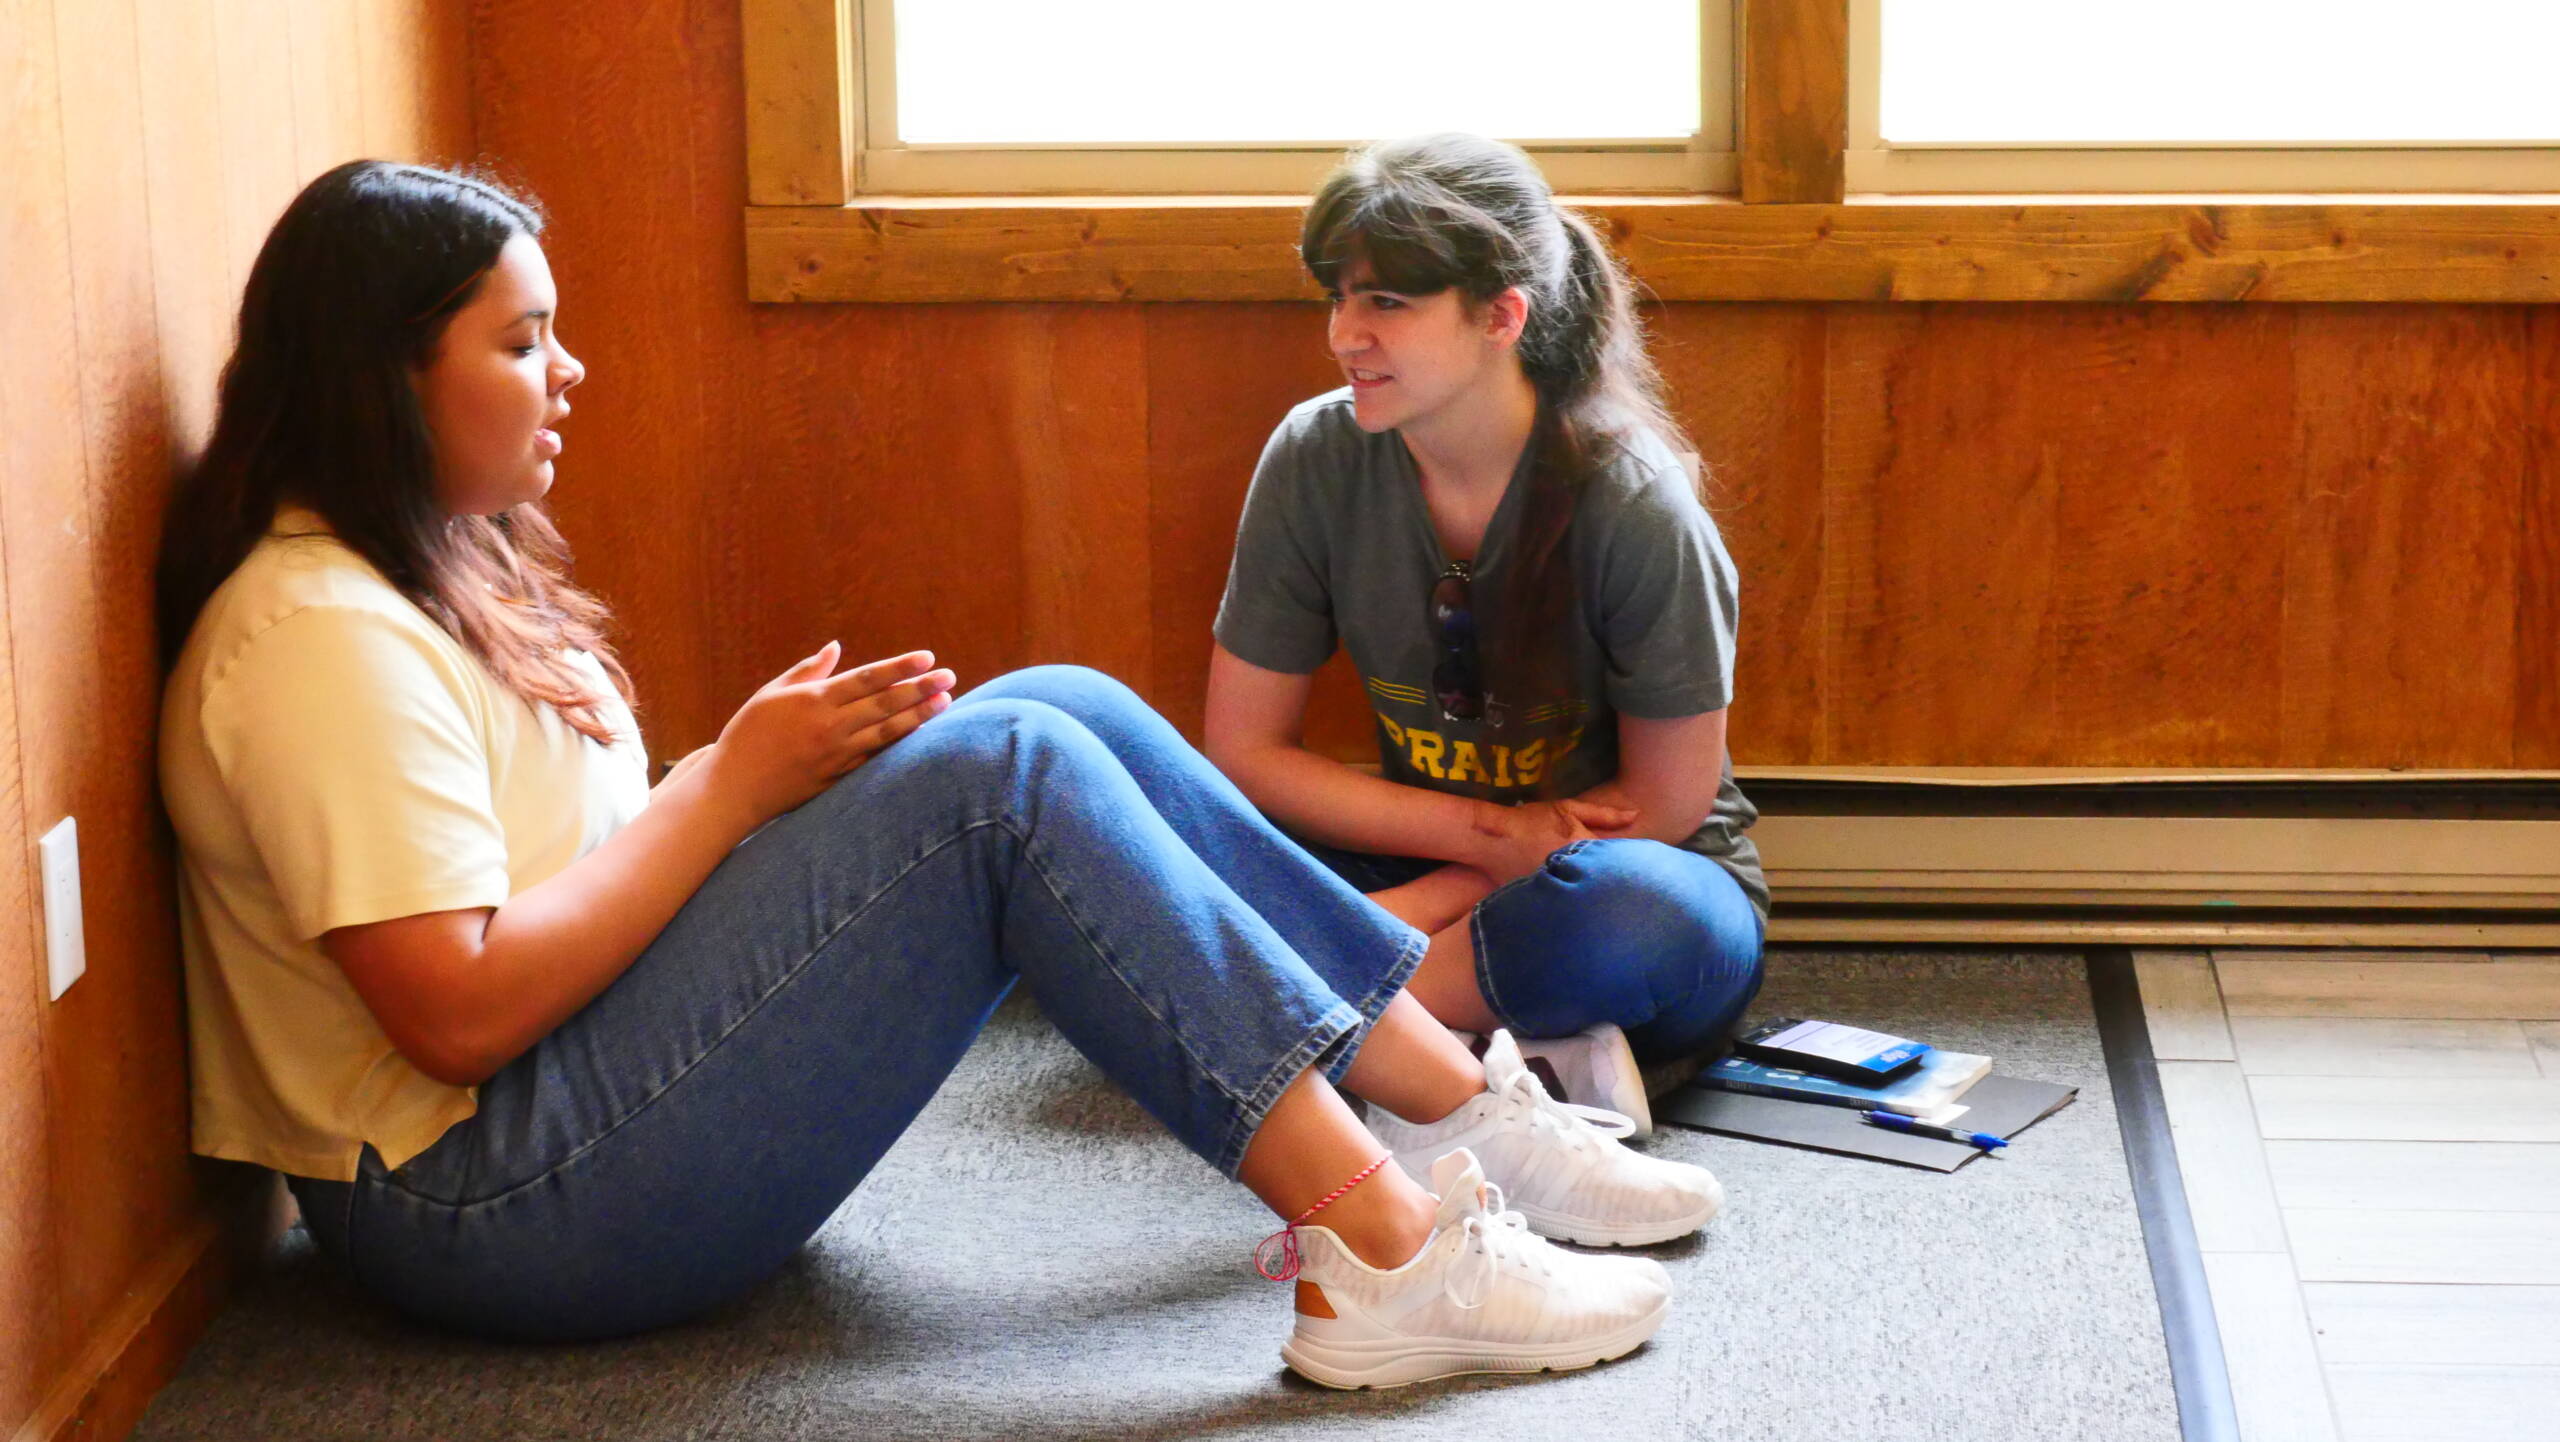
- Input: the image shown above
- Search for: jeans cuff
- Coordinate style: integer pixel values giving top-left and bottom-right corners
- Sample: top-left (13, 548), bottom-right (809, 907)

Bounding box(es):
top-left (1214, 998), bottom-right (1367, 1178)
top-left (1318, 924), bottom-right (1429, 1086)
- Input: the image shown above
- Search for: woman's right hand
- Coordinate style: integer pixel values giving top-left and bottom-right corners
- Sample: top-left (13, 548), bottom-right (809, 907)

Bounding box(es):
top-left (698, 643), bottom-right (957, 824)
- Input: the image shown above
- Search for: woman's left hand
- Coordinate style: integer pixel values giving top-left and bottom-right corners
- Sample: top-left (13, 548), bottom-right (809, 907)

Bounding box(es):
top-left (1554, 796), bottom-right (1639, 836)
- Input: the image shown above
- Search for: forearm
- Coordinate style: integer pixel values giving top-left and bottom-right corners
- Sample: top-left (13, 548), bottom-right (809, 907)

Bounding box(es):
top-left (1570, 778), bottom-right (1703, 845)
top-left (1367, 864), bottom-right (1496, 934)
top-left (1575, 709), bottom-right (1731, 847)
top-left (440, 759), bottom-right (763, 1080)
top-left (1219, 739), bottom-right (1496, 867)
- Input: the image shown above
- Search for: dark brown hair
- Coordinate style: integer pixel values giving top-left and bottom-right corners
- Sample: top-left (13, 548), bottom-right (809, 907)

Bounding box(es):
top-left (156, 159), bottom-right (633, 744)
top-left (1301, 132), bottom-right (1691, 712)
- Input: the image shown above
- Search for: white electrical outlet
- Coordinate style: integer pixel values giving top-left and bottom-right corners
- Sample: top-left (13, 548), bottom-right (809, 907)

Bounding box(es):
top-left (39, 816), bottom-right (85, 1001)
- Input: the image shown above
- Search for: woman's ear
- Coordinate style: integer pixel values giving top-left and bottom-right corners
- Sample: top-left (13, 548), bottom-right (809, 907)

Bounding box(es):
top-left (1481, 286), bottom-right (1530, 349)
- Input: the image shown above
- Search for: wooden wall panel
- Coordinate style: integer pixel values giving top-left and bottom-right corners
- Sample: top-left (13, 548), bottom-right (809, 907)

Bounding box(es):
top-left (1654, 305), bottom-right (1830, 763)
top-left (2280, 307), bottom-right (2550, 767)
top-left (48, 0), bottom-right (193, 1351)
top-left (2, 0), bottom-right (113, 1417)
top-left (2, 2), bottom-right (475, 1438)
top-left (475, 0), bottom-right (729, 757)
top-left (1139, 305), bottom-right (1356, 749)
top-left (2516, 311), bottom-right (2560, 770)
top-left (1824, 305), bottom-right (2298, 765)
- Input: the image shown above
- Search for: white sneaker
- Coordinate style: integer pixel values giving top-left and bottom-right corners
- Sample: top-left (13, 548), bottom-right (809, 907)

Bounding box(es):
top-left (1454, 1023), bottom-right (1655, 1139)
top-left (1281, 1150), bottom-right (1673, 1390)
top-left (1368, 1031), bottom-right (1722, 1247)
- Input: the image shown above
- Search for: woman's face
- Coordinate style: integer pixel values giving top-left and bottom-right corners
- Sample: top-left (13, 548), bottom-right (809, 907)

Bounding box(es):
top-left (412, 233), bottom-right (584, 515)
top-left (1324, 257), bottom-right (1524, 434)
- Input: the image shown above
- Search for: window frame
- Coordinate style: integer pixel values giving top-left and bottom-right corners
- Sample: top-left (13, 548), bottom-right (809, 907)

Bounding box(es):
top-left (1847, 0), bottom-right (2560, 195)
top-left (741, 0), bottom-right (2560, 303)
top-left (838, 0), bottom-right (1738, 196)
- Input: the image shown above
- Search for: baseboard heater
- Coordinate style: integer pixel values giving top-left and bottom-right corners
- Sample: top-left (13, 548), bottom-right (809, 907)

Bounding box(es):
top-left (1742, 768), bottom-right (2560, 947)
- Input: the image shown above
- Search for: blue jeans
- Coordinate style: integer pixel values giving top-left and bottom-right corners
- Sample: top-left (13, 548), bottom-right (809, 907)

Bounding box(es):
top-left (1292, 836), bottom-right (1766, 1066)
top-left (288, 667), bottom-right (1423, 1343)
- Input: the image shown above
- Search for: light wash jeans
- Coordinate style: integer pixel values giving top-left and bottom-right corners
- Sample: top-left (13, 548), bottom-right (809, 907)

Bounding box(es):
top-left (1291, 835), bottom-right (1765, 1066)
top-left (289, 667), bottom-right (1424, 1342)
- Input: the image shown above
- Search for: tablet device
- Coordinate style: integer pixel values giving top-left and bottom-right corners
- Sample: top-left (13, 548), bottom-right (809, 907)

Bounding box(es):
top-left (1732, 1018), bottom-right (1931, 1086)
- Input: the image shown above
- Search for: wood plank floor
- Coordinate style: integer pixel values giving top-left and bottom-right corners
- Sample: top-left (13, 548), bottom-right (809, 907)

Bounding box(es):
top-left (2136, 947), bottom-right (2560, 1442)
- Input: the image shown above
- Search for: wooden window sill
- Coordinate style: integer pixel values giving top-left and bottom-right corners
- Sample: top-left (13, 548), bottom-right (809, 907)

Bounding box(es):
top-left (744, 194), bottom-right (2560, 304)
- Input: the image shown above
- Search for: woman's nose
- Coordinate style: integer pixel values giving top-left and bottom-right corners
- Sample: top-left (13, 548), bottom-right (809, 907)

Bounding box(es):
top-left (1327, 307), bottom-right (1366, 357)
top-left (553, 347), bottom-right (586, 393)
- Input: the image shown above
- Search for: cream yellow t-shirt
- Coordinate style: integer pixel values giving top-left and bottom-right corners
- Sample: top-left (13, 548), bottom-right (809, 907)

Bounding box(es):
top-left (159, 507), bottom-right (650, 1181)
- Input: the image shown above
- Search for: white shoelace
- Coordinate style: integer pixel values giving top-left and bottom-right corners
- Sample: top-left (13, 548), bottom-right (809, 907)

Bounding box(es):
top-left (1498, 1069), bottom-right (1637, 1151)
top-left (1444, 1183), bottom-right (1552, 1311)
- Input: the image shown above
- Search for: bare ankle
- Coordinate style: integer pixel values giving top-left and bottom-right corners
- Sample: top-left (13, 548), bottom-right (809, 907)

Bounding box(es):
top-left (1333, 1181), bottom-right (1439, 1270)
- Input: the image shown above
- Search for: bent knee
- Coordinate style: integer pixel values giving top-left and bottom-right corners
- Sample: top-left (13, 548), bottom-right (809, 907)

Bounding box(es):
top-left (964, 664), bottom-right (1140, 715)
top-left (891, 695), bottom-right (1087, 779)
top-left (1491, 840), bottom-right (1762, 1019)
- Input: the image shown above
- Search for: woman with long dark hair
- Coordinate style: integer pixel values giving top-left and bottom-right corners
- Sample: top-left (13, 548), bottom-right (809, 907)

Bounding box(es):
top-left (154, 159), bottom-right (1719, 1388)
top-left (1206, 134), bottom-right (1767, 1143)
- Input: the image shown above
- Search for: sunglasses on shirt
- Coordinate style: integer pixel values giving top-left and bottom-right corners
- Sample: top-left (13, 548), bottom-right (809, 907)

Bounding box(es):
top-left (1429, 563), bottom-right (1483, 723)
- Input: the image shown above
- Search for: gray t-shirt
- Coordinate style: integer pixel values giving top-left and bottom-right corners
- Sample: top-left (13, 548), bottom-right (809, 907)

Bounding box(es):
top-left (1214, 389), bottom-right (1767, 917)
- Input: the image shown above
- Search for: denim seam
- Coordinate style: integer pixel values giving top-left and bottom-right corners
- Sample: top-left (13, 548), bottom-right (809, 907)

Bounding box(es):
top-left (1331, 927), bottom-right (1430, 1064)
top-left (388, 816), bottom-right (1018, 1212)
top-left (1215, 1001), bottom-right (1363, 1178)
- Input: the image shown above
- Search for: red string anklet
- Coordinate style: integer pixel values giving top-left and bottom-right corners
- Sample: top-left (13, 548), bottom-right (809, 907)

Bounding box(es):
top-left (1254, 1154), bottom-right (1393, 1282)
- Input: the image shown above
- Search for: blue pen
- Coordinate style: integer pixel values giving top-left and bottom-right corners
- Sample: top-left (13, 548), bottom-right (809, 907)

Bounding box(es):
top-left (1862, 1109), bottom-right (2007, 1150)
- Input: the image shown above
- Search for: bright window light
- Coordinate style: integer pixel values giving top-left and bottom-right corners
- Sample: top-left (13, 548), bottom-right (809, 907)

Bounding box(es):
top-left (1881, 1), bottom-right (2560, 145)
top-left (894, 1), bottom-right (1703, 145)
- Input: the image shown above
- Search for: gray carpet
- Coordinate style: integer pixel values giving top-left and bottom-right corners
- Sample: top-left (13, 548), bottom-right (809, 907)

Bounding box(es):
top-left (132, 949), bottom-right (2178, 1441)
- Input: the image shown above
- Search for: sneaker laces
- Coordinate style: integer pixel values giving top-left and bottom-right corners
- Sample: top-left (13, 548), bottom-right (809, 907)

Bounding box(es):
top-left (1497, 1066), bottom-right (1637, 1151)
top-left (1445, 1182), bottom-right (1553, 1311)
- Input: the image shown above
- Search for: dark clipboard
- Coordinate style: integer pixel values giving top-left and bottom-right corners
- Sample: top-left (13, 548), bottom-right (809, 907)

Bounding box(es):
top-left (1656, 1073), bottom-right (2079, 1172)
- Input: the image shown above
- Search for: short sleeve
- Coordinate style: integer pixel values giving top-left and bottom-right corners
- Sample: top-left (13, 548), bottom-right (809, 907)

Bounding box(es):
top-left (1212, 418), bottom-right (1339, 674)
top-left (1585, 469), bottom-right (1741, 719)
top-left (198, 604), bottom-right (514, 938)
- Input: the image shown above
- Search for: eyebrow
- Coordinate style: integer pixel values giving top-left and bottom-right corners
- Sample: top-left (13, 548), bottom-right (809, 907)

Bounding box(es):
top-left (512, 309), bottom-right (552, 324)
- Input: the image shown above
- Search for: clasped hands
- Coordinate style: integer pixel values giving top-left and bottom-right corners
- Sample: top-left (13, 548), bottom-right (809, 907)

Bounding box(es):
top-left (1463, 792), bottom-right (1640, 888)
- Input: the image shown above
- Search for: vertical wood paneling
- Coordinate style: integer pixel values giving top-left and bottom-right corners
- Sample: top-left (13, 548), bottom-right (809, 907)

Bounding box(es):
top-left (2, 0), bottom-right (103, 1414)
top-left (476, 0), bottom-right (727, 755)
top-left (0, 11), bottom-right (64, 1403)
top-left (4, 1), bottom-right (475, 1436)
top-left (0, 544), bottom-right (48, 1430)
top-left (357, 0), bottom-right (474, 162)
top-left (135, 0), bottom-right (235, 455)
top-left (49, 0), bottom-right (194, 1350)
top-left (287, 0), bottom-right (367, 176)
top-left (1014, 309), bottom-right (1152, 691)
top-left (211, 0), bottom-right (299, 300)
top-left (1654, 303), bottom-right (1828, 763)
top-left (2281, 307), bottom-right (2549, 768)
top-left (1140, 304), bottom-right (1352, 746)
top-left (2516, 308), bottom-right (2560, 769)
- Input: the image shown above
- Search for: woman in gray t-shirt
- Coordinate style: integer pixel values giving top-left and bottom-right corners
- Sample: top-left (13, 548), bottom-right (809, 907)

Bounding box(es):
top-left (1208, 135), bottom-right (1766, 1134)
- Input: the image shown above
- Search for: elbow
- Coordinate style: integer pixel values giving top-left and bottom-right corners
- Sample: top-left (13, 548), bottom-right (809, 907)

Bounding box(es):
top-left (1200, 727), bottom-right (1263, 788)
top-left (392, 1022), bottom-right (510, 1089)
top-left (415, 1050), bottom-right (501, 1090)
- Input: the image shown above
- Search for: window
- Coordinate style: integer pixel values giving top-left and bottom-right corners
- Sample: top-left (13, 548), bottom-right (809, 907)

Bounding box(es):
top-left (857, 0), bottom-right (1737, 194)
top-left (1852, 0), bottom-right (2560, 193)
